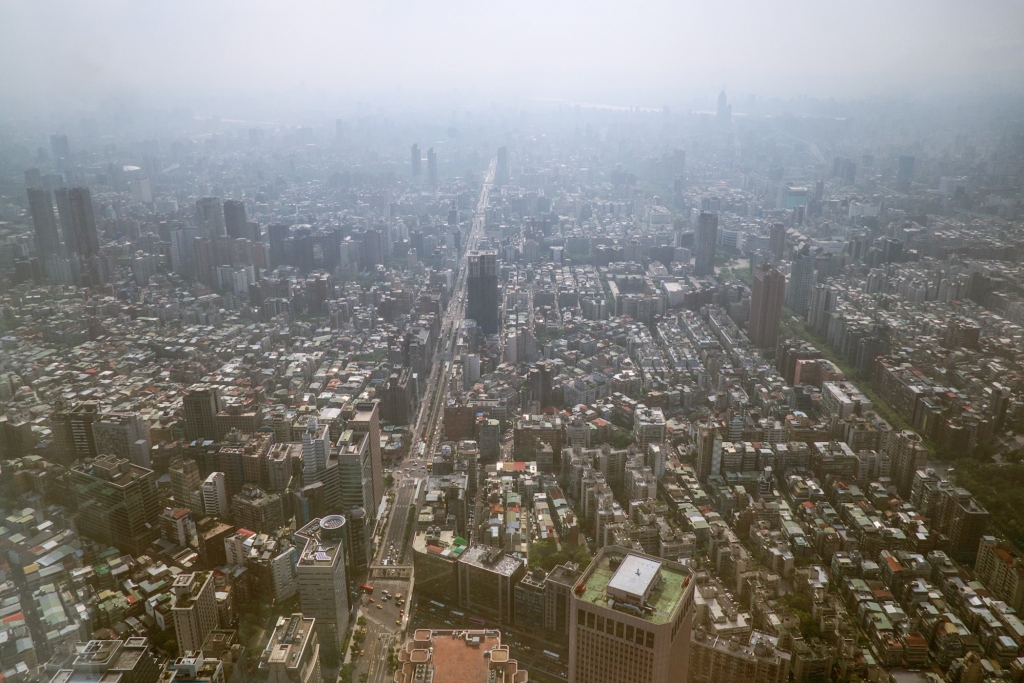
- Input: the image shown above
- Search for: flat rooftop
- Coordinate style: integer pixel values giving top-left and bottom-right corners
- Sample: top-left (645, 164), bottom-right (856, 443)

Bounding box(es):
top-left (607, 555), bottom-right (661, 603)
top-left (578, 551), bottom-right (689, 625)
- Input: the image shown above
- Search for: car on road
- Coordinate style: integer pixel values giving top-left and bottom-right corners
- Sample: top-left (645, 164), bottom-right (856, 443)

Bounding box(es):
top-left (377, 604), bottom-right (383, 609)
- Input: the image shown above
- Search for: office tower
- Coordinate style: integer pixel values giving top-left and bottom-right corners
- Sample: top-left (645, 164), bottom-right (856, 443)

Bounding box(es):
top-left (749, 263), bottom-right (786, 349)
top-left (171, 572), bottom-right (219, 654)
top-left (344, 400), bottom-right (384, 515)
top-left (69, 454), bottom-right (161, 555)
top-left (411, 143), bottom-right (421, 177)
top-left (394, 629), bottom-right (528, 683)
top-left (693, 212), bottom-right (718, 277)
top-left (51, 400), bottom-right (102, 463)
top-left (294, 516), bottom-right (349, 658)
top-left (716, 91), bottom-right (730, 123)
top-left (24, 167), bottom-right (43, 189)
top-left (888, 430), bottom-right (929, 497)
top-left (53, 187), bottom-right (78, 254)
top-left (232, 484), bottom-right (285, 533)
top-left (184, 385), bottom-right (222, 442)
top-left (170, 226), bottom-right (198, 279)
top-left (201, 472), bottom-right (228, 517)
top-left (223, 199), bottom-right (247, 239)
top-left (258, 614), bottom-right (322, 683)
top-left (786, 243), bottom-right (815, 315)
top-left (67, 187), bottom-right (99, 258)
top-left (545, 561), bottom-right (583, 639)
top-left (496, 145), bottom-right (509, 183)
top-left (27, 188), bottom-right (61, 259)
top-left (633, 406), bottom-right (666, 450)
top-left (456, 546), bottom-right (527, 624)
top-left (196, 197), bottom-right (225, 238)
top-left (92, 411), bottom-right (152, 468)
top-left (769, 222), bottom-right (786, 261)
top-left (427, 147), bottom-right (437, 189)
top-left (301, 419), bottom-right (342, 512)
top-left (50, 638), bottom-right (161, 683)
top-left (689, 630), bottom-right (791, 683)
top-left (568, 547), bottom-right (695, 683)
top-left (170, 458), bottom-right (205, 514)
top-left (336, 430), bottom-right (373, 570)
top-left (467, 250), bottom-right (499, 335)
top-left (50, 134), bottom-right (71, 165)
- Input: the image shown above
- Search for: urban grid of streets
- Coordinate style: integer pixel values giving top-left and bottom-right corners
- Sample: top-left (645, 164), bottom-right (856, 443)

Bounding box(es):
top-left (350, 159), bottom-right (496, 683)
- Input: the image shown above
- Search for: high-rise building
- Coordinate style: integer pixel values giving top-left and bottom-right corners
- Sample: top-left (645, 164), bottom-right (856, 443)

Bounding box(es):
top-left (70, 454), bottom-right (161, 556)
top-left (336, 430), bottom-right (373, 570)
top-left (768, 222), bottom-right (786, 262)
top-left (935, 487), bottom-right (989, 562)
top-left (456, 545), bottom-right (527, 624)
top-left (294, 516), bottom-right (350, 658)
top-left (343, 401), bottom-right (383, 515)
top-left (688, 629), bottom-right (791, 683)
top-left (223, 199), bottom-right (248, 240)
top-left (201, 472), bottom-right (228, 518)
top-left (196, 198), bottom-right (226, 238)
top-left (258, 614), bottom-right (322, 683)
top-left (427, 147), bottom-right (437, 190)
top-left (184, 385), bottom-right (222, 442)
top-left (92, 411), bottom-right (152, 468)
top-left (568, 547), bottom-right (695, 683)
top-left (786, 243), bottom-right (815, 315)
top-left (232, 484), bottom-right (285, 533)
top-left (170, 458), bottom-right (205, 514)
top-left (888, 430), bottom-right (929, 497)
top-left (394, 629), bottom-right (529, 683)
top-left (50, 134), bottom-right (71, 164)
top-left (411, 143), bottom-right (421, 177)
top-left (467, 250), bottom-right (499, 335)
top-left (171, 572), bottom-right (219, 654)
top-left (28, 188), bottom-right (62, 259)
top-left (749, 263), bottom-right (786, 349)
top-left (975, 536), bottom-right (1024, 613)
top-left (51, 399), bottom-right (101, 463)
top-left (53, 187), bottom-right (78, 255)
top-left (693, 212), bottom-right (717, 277)
top-left (67, 187), bottom-right (99, 258)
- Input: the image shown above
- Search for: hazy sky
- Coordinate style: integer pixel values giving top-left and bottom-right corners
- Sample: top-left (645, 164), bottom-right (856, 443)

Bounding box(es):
top-left (2, 0), bottom-right (1023, 113)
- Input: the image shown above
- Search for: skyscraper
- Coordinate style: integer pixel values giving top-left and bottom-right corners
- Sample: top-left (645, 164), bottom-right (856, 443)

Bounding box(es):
top-left (294, 516), bottom-right (350, 658)
top-left (69, 454), bottom-right (161, 556)
top-left (184, 385), bottom-right (222, 442)
top-left (201, 472), bottom-right (228, 517)
top-left (258, 613), bottom-right (322, 683)
top-left (693, 212), bottom-right (718, 277)
top-left (786, 243), bottom-right (815, 315)
top-left (427, 147), bottom-right (437, 190)
top-left (196, 197), bottom-right (226, 238)
top-left (568, 547), bottom-right (695, 683)
top-left (768, 222), bottom-right (786, 262)
top-left (27, 188), bottom-right (61, 259)
top-left (889, 430), bottom-right (929, 497)
top-left (467, 250), bottom-right (499, 335)
top-left (344, 401), bottom-right (384, 515)
top-left (411, 143), bottom-right (421, 177)
top-left (749, 263), bottom-right (786, 349)
top-left (53, 187), bottom-right (78, 255)
top-left (67, 187), bottom-right (99, 258)
top-left (223, 199), bottom-right (247, 239)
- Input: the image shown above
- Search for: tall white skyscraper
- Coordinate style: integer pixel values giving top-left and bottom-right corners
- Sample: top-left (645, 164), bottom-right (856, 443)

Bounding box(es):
top-left (295, 516), bottom-right (350, 659)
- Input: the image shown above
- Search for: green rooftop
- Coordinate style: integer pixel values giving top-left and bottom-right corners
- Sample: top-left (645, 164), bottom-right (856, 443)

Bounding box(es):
top-left (577, 552), bottom-right (690, 625)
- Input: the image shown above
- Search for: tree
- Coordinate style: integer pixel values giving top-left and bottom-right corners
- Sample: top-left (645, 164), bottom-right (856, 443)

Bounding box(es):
top-left (609, 429), bottom-right (633, 449)
top-left (385, 473), bottom-right (395, 489)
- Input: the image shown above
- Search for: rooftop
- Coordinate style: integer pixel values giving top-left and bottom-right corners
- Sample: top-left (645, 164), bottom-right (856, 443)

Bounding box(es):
top-left (576, 549), bottom-right (690, 625)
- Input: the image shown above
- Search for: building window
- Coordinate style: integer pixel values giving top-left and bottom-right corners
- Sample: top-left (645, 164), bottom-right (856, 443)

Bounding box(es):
top-left (587, 612), bottom-right (595, 629)
top-left (626, 625), bottom-right (634, 641)
top-left (606, 618), bottom-right (615, 635)
top-left (645, 631), bottom-right (654, 648)
top-left (616, 621), bottom-right (624, 638)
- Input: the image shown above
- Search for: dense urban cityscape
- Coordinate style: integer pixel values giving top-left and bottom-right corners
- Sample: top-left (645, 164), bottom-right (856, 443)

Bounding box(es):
top-left (2, 4), bottom-right (1024, 683)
